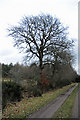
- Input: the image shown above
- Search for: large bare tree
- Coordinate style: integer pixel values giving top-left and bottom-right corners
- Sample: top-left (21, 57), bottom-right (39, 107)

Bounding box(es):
top-left (8, 14), bottom-right (73, 72)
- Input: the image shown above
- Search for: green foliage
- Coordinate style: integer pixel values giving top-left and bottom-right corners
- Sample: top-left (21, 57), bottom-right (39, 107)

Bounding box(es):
top-left (55, 79), bottom-right (71, 88)
top-left (75, 75), bottom-right (80, 82)
top-left (2, 63), bottom-right (13, 78)
top-left (27, 80), bottom-right (43, 97)
top-left (33, 86), bottom-right (43, 97)
top-left (2, 81), bottom-right (24, 109)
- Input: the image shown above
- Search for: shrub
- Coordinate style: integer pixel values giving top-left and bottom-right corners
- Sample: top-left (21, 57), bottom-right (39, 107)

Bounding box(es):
top-left (27, 80), bottom-right (43, 97)
top-left (32, 86), bottom-right (43, 97)
top-left (40, 73), bottom-right (49, 92)
top-left (55, 79), bottom-right (71, 88)
top-left (2, 81), bottom-right (24, 109)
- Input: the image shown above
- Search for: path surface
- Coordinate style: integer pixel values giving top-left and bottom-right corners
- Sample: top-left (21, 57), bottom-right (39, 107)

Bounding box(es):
top-left (28, 84), bottom-right (77, 118)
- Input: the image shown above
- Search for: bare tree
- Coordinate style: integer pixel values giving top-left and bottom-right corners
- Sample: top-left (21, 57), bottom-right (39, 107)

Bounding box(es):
top-left (9, 63), bottom-right (28, 83)
top-left (8, 14), bottom-right (73, 73)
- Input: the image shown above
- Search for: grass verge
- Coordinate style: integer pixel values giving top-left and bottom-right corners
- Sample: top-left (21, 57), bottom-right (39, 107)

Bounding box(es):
top-left (3, 83), bottom-right (76, 118)
top-left (53, 83), bottom-right (78, 118)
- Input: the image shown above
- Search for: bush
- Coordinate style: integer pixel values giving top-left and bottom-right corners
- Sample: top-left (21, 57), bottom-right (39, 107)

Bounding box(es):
top-left (55, 79), bottom-right (71, 88)
top-left (33, 86), bottom-right (43, 97)
top-left (2, 81), bottom-right (24, 109)
top-left (27, 82), bottom-right (43, 97)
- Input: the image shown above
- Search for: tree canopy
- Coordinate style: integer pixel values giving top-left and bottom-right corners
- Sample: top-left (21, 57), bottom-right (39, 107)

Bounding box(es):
top-left (8, 14), bottom-right (73, 70)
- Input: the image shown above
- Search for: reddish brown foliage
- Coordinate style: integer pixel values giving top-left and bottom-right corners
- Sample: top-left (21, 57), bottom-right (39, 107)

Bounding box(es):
top-left (40, 73), bottom-right (49, 87)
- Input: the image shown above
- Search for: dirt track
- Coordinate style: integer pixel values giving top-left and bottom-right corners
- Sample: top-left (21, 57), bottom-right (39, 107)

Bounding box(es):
top-left (28, 84), bottom-right (78, 118)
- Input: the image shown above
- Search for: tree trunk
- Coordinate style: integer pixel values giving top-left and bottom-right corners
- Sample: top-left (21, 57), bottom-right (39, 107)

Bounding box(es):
top-left (37, 57), bottom-right (44, 94)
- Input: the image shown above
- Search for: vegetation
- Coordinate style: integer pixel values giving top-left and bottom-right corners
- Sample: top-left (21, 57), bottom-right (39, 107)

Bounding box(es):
top-left (2, 63), bottom-right (13, 78)
top-left (8, 14), bottom-right (75, 93)
top-left (2, 61), bottom-right (78, 110)
top-left (2, 81), bottom-right (24, 109)
top-left (8, 14), bottom-right (73, 70)
top-left (3, 83), bottom-right (76, 118)
top-left (1, 13), bottom-right (78, 119)
top-left (2, 62), bottom-right (77, 91)
top-left (75, 75), bottom-right (80, 82)
top-left (53, 84), bottom-right (78, 118)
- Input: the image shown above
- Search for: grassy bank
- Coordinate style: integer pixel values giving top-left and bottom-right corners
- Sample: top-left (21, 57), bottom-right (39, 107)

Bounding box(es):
top-left (3, 83), bottom-right (76, 118)
top-left (53, 83), bottom-right (78, 118)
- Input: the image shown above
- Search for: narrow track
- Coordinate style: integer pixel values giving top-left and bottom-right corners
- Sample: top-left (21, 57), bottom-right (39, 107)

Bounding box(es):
top-left (28, 84), bottom-right (78, 118)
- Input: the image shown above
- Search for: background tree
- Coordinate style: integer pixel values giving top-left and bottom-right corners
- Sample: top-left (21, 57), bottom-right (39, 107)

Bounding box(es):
top-left (9, 63), bottom-right (28, 84)
top-left (2, 63), bottom-right (13, 78)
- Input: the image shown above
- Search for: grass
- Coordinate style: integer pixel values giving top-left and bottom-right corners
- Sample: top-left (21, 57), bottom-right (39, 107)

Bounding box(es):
top-left (3, 83), bottom-right (76, 118)
top-left (2, 78), bottom-right (12, 82)
top-left (53, 83), bottom-right (78, 118)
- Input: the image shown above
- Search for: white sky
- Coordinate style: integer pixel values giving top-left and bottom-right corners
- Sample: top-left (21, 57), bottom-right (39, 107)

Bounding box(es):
top-left (0, 0), bottom-right (79, 72)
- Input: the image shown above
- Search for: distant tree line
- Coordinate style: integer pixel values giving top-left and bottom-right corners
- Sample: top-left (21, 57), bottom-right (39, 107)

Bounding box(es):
top-left (2, 63), bottom-right (13, 78)
top-left (2, 62), bottom-right (78, 90)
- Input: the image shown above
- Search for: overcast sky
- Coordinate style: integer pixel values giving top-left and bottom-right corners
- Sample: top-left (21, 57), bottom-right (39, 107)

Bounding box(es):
top-left (0, 0), bottom-right (79, 72)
